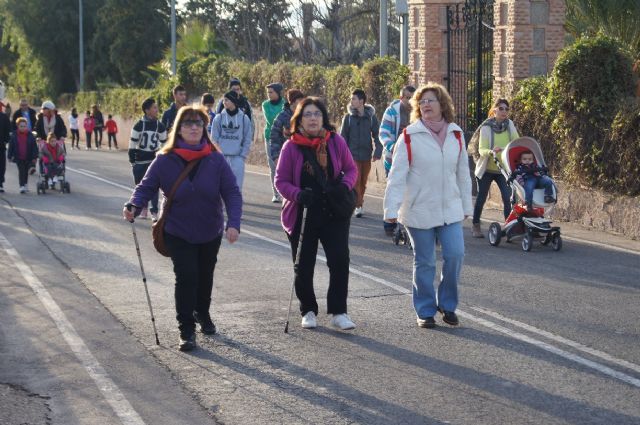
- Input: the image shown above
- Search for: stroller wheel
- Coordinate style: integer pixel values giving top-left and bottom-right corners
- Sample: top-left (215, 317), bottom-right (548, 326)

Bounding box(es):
top-left (551, 232), bottom-right (562, 251)
top-left (488, 222), bottom-right (502, 246)
top-left (522, 232), bottom-right (533, 252)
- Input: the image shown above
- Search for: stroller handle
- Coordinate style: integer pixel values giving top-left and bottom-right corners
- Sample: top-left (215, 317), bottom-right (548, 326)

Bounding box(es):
top-left (489, 150), bottom-right (511, 181)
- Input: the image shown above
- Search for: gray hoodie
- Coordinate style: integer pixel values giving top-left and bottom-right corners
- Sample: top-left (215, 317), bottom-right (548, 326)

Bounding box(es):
top-left (339, 103), bottom-right (382, 161)
top-left (211, 109), bottom-right (253, 158)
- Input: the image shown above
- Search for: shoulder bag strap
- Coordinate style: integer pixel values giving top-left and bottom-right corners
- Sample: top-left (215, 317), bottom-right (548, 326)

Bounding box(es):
top-left (403, 128), bottom-right (412, 166)
top-left (162, 158), bottom-right (202, 215)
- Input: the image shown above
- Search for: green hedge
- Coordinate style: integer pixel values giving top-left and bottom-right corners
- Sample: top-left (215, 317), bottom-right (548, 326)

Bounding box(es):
top-left (511, 35), bottom-right (640, 196)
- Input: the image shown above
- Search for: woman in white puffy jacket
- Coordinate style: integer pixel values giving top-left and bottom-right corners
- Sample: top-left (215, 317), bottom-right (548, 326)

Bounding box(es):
top-left (383, 82), bottom-right (472, 329)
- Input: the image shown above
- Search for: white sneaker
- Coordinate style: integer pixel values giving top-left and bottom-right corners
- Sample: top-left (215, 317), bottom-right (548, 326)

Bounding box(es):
top-left (150, 211), bottom-right (158, 222)
top-left (330, 314), bottom-right (356, 330)
top-left (139, 208), bottom-right (148, 219)
top-left (19, 186), bottom-right (26, 194)
top-left (354, 207), bottom-right (363, 218)
top-left (271, 193), bottom-right (282, 203)
top-left (301, 311), bottom-right (317, 329)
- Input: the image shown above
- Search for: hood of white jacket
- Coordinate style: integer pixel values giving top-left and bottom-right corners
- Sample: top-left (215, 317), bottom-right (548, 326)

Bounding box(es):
top-left (347, 103), bottom-right (376, 117)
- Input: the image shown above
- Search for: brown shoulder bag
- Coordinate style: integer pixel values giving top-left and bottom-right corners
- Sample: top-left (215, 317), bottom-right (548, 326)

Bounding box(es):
top-left (152, 159), bottom-right (201, 257)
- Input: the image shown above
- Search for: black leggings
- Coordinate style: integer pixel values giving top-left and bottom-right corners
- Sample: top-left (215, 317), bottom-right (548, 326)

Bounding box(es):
top-left (93, 128), bottom-right (103, 147)
top-left (164, 232), bottom-right (222, 336)
top-left (287, 210), bottom-right (351, 316)
top-left (16, 160), bottom-right (31, 186)
top-left (473, 172), bottom-right (512, 223)
top-left (71, 129), bottom-right (80, 147)
top-left (107, 133), bottom-right (118, 148)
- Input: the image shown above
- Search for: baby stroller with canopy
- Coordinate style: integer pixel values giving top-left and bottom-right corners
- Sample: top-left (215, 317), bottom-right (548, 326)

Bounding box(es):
top-left (487, 137), bottom-right (562, 252)
top-left (36, 137), bottom-right (71, 194)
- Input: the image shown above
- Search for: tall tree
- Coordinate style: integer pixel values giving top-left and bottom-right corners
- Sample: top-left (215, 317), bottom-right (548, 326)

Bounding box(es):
top-left (92, 0), bottom-right (170, 86)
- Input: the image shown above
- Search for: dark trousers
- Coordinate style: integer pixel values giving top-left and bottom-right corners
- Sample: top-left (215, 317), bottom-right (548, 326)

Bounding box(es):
top-left (132, 163), bottom-right (159, 213)
top-left (165, 232), bottom-right (222, 336)
top-left (71, 129), bottom-right (80, 147)
top-left (287, 211), bottom-right (351, 316)
top-left (16, 160), bottom-right (31, 186)
top-left (473, 172), bottom-right (512, 224)
top-left (94, 128), bottom-right (103, 147)
top-left (85, 132), bottom-right (92, 149)
top-left (0, 150), bottom-right (5, 185)
top-left (107, 133), bottom-right (118, 148)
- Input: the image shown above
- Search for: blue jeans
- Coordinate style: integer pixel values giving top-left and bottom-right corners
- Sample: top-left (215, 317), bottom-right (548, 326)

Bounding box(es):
top-left (524, 175), bottom-right (554, 205)
top-left (407, 222), bottom-right (465, 318)
top-left (132, 163), bottom-right (159, 213)
top-left (473, 172), bottom-right (511, 223)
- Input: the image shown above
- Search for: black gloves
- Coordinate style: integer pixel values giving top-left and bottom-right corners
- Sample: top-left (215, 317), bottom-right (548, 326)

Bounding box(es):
top-left (297, 189), bottom-right (315, 207)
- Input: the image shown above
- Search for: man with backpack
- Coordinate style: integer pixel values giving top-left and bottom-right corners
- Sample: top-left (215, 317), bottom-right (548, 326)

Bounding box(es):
top-left (339, 89), bottom-right (382, 218)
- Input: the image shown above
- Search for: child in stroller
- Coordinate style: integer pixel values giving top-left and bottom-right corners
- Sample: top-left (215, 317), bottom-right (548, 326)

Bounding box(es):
top-left (487, 137), bottom-right (562, 252)
top-left (37, 132), bottom-right (70, 194)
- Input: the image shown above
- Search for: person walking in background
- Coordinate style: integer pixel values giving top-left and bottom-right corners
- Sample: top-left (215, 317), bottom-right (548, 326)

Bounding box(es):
top-left (129, 98), bottom-right (167, 221)
top-left (105, 114), bottom-right (119, 150)
top-left (12, 99), bottom-right (37, 132)
top-left (201, 93), bottom-right (216, 136)
top-left (379, 85), bottom-right (416, 235)
top-left (210, 90), bottom-right (253, 191)
top-left (91, 105), bottom-right (105, 149)
top-left (262, 82), bottom-right (285, 202)
top-left (35, 101), bottom-right (67, 143)
top-left (162, 85), bottom-right (187, 132)
top-left (274, 97), bottom-right (358, 331)
top-left (216, 78), bottom-right (253, 121)
top-left (269, 89), bottom-right (305, 165)
top-left (340, 89), bottom-right (382, 218)
top-left (0, 107), bottom-right (10, 192)
top-left (69, 108), bottom-right (80, 149)
top-left (384, 82), bottom-right (472, 329)
top-left (7, 117), bottom-right (38, 193)
top-left (83, 111), bottom-right (95, 150)
top-left (123, 105), bottom-right (242, 352)
top-left (471, 98), bottom-right (519, 238)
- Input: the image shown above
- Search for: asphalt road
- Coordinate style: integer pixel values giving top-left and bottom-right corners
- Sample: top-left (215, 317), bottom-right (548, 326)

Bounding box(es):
top-left (1, 148), bottom-right (639, 425)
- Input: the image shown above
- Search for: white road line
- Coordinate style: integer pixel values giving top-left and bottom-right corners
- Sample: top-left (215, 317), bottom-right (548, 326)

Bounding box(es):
top-left (68, 168), bottom-right (640, 388)
top-left (469, 306), bottom-right (640, 375)
top-left (77, 168), bottom-right (98, 175)
top-left (67, 166), bottom-right (133, 191)
top-left (0, 232), bottom-right (146, 425)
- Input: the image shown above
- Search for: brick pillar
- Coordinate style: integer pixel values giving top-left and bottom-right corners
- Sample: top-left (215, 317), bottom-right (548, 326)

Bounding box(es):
top-left (493, 0), bottom-right (565, 99)
top-left (408, 0), bottom-right (463, 86)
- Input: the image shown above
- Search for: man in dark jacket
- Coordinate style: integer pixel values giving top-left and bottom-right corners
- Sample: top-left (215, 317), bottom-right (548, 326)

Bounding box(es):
top-left (339, 89), bottom-right (382, 218)
top-left (12, 99), bottom-right (37, 132)
top-left (34, 101), bottom-right (68, 140)
top-left (161, 84), bottom-right (187, 132)
top-left (0, 110), bottom-right (10, 192)
top-left (216, 78), bottom-right (253, 121)
top-left (269, 89), bottom-right (304, 163)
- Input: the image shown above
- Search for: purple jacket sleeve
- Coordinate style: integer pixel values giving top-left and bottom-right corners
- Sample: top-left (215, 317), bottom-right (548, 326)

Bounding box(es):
top-left (274, 141), bottom-right (302, 202)
top-left (335, 134), bottom-right (357, 190)
top-left (218, 155), bottom-right (243, 230)
top-left (128, 157), bottom-right (161, 208)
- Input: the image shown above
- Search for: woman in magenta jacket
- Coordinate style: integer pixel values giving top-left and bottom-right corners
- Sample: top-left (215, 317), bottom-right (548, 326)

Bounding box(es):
top-left (274, 97), bottom-right (357, 331)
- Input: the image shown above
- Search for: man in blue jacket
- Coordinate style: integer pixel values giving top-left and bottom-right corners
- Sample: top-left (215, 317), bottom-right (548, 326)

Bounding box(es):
top-left (161, 85), bottom-right (187, 132)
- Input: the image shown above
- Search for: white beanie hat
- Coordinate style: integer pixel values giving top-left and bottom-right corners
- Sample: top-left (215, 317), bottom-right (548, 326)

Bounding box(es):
top-left (41, 100), bottom-right (55, 110)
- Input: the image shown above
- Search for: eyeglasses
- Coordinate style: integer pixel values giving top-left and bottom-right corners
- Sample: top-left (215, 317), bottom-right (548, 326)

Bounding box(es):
top-left (498, 106), bottom-right (510, 111)
top-left (181, 119), bottom-right (204, 128)
top-left (418, 98), bottom-right (439, 106)
top-left (302, 111), bottom-right (322, 118)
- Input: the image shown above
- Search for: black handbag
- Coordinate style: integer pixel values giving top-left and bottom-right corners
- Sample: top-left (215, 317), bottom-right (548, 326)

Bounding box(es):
top-left (300, 145), bottom-right (356, 219)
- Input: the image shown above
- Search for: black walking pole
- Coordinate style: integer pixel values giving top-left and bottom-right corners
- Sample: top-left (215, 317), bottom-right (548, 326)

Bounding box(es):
top-left (128, 208), bottom-right (160, 345)
top-left (284, 198), bottom-right (310, 334)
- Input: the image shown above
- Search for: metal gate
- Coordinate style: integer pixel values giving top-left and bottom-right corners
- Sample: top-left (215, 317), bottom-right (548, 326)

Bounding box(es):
top-left (445, 0), bottom-right (494, 136)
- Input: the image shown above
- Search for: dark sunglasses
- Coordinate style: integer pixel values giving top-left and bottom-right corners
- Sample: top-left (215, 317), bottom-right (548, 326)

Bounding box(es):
top-left (181, 119), bottom-right (205, 128)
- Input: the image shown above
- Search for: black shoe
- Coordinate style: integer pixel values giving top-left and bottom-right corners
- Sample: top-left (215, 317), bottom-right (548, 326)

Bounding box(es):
top-left (439, 309), bottom-right (459, 326)
top-left (178, 333), bottom-right (196, 351)
top-left (193, 311), bottom-right (216, 335)
top-left (417, 317), bottom-right (436, 328)
top-left (544, 195), bottom-right (556, 203)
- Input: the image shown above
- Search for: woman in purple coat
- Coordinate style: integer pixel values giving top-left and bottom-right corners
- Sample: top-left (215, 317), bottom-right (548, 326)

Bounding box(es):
top-left (274, 97), bottom-right (357, 331)
top-left (123, 106), bottom-right (242, 352)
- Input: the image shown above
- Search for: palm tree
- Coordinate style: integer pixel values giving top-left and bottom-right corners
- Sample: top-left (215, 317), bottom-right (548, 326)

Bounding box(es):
top-left (565, 0), bottom-right (640, 57)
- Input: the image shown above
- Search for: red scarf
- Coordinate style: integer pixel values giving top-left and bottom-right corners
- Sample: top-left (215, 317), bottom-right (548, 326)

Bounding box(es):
top-left (173, 143), bottom-right (212, 162)
top-left (291, 129), bottom-right (330, 149)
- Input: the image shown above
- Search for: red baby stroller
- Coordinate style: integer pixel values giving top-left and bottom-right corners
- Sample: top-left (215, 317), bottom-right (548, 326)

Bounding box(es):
top-left (487, 137), bottom-right (562, 252)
